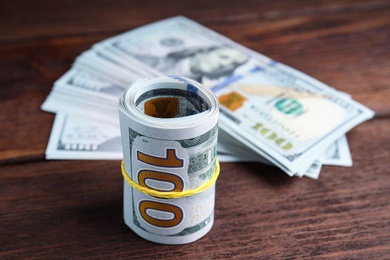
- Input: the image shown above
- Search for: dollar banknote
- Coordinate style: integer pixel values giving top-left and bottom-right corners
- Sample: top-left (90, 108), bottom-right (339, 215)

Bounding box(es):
top-left (93, 16), bottom-right (266, 88)
top-left (42, 66), bottom-right (353, 174)
top-left (118, 76), bottom-right (219, 244)
top-left (74, 49), bottom-right (153, 85)
top-left (41, 68), bottom-right (125, 125)
top-left (42, 16), bottom-right (373, 179)
top-left (45, 113), bottom-right (122, 160)
top-left (43, 62), bottom-right (355, 169)
top-left (91, 16), bottom-right (374, 175)
top-left (213, 66), bottom-right (372, 175)
top-left (322, 135), bottom-right (352, 166)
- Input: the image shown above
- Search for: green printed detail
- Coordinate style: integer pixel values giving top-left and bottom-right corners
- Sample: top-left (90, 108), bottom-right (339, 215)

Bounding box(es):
top-left (129, 128), bottom-right (141, 146)
top-left (275, 98), bottom-right (303, 116)
top-left (251, 123), bottom-right (293, 151)
top-left (172, 212), bottom-right (214, 236)
top-left (178, 125), bottom-right (218, 148)
top-left (188, 145), bottom-right (217, 173)
top-left (198, 162), bottom-right (216, 180)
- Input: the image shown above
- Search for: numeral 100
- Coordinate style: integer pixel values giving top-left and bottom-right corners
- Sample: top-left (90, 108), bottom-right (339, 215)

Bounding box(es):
top-left (137, 149), bottom-right (185, 228)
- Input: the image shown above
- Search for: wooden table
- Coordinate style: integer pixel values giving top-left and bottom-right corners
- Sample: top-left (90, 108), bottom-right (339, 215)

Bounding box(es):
top-left (1, 0), bottom-right (389, 258)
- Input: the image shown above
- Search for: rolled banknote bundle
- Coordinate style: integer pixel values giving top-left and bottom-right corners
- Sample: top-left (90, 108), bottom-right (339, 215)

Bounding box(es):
top-left (119, 76), bottom-right (219, 244)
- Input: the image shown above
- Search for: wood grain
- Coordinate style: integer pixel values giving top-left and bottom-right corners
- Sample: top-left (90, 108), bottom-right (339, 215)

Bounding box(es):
top-left (1, 0), bottom-right (389, 258)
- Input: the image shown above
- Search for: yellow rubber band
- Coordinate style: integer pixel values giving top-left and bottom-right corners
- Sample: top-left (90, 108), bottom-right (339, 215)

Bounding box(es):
top-left (121, 158), bottom-right (220, 199)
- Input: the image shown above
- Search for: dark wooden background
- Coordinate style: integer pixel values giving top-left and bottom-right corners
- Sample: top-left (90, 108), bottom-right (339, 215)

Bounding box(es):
top-left (1, 0), bottom-right (389, 258)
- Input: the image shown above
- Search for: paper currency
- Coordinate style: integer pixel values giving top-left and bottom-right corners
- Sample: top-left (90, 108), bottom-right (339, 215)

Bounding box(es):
top-left (91, 16), bottom-right (373, 175)
top-left (74, 50), bottom-right (152, 85)
top-left (93, 16), bottom-right (262, 88)
top-left (45, 113), bottom-right (122, 160)
top-left (322, 135), bottom-right (352, 166)
top-left (42, 16), bottom-right (374, 179)
top-left (213, 66), bottom-right (373, 175)
top-left (41, 68), bottom-right (124, 124)
top-left (119, 76), bottom-right (219, 244)
top-left (41, 67), bottom-right (352, 172)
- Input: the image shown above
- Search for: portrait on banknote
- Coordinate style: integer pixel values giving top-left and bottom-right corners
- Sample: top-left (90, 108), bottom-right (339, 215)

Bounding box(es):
top-left (103, 18), bottom-right (258, 87)
top-left (125, 39), bottom-right (249, 85)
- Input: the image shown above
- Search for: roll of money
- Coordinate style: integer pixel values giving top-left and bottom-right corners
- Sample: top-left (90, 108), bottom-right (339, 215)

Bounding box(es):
top-left (119, 76), bottom-right (219, 244)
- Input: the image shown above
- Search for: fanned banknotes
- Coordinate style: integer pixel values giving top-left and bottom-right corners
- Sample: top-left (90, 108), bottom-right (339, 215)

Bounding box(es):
top-left (213, 66), bottom-right (373, 175)
top-left (42, 16), bottom-right (374, 179)
top-left (118, 77), bottom-right (219, 244)
top-left (93, 16), bottom-right (373, 176)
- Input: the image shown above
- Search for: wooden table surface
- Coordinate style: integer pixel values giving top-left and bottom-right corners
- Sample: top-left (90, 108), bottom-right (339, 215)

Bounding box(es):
top-left (1, 0), bottom-right (390, 258)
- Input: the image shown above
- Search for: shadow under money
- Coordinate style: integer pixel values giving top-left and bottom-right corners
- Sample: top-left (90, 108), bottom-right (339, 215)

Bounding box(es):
top-left (220, 161), bottom-right (295, 188)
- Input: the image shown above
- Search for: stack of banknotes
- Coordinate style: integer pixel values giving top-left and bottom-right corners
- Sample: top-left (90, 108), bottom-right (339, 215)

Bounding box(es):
top-left (42, 16), bottom-right (374, 179)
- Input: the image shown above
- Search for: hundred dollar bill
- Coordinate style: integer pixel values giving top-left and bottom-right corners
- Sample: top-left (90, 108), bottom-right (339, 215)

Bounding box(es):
top-left (41, 65), bottom-right (352, 172)
top-left (213, 67), bottom-right (373, 175)
top-left (41, 68), bottom-right (125, 124)
top-left (219, 128), bottom-right (325, 178)
top-left (322, 135), bottom-right (352, 166)
top-left (46, 67), bottom-right (125, 102)
top-left (119, 76), bottom-right (219, 244)
top-left (45, 113), bottom-right (122, 160)
top-left (93, 16), bottom-right (264, 88)
top-left (73, 50), bottom-right (156, 86)
top-left (219, 127), bottom-right (340, 164)
top-left (95, 16), bottom-right (373, 175)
